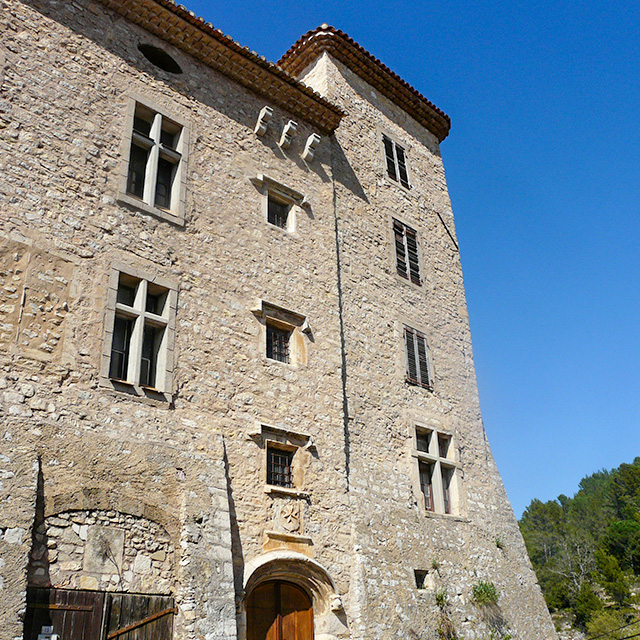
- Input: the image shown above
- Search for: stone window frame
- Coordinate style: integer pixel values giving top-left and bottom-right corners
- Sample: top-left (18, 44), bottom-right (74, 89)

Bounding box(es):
top-left (379, 129), bottom-right (412, 191)
top-left (252, 300), bottom-right (311, 368)
top-left (388, 214), bottom-right (423, 288)
top-left (250, 174), bottom-right (305, 235)
top-left (117, 95), bottom-right (190, 227)
top-left (411, 424), bottom-right (460, 517)
top-left (100, 262), bottom-right (178, 401)
top-left (251, 423), bottom-right (313, 499)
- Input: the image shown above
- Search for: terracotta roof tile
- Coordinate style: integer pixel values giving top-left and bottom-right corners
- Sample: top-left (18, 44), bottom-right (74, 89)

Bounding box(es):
top-left (278, 25), bottom-right (451, 142)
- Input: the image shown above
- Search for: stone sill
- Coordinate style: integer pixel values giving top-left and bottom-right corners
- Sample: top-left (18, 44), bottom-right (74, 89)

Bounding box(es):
top-left (264, 486), bottom-right (310, 500)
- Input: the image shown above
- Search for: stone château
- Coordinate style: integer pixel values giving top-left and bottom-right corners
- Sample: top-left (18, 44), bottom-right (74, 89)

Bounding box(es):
top-left (0, 1), bottom-right (557, 638)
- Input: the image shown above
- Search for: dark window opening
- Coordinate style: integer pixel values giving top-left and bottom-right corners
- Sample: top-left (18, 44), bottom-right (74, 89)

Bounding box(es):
top-left (414, 569), bottom-right (428, 589)
top-left (268, 196), bottom-right (290, 229)
top-left (155, 157), bottom-right (175, 209)
top-left (127, 144), bottom-right (149, 199)
top-left (267, 446), bottom-right (294, 487)
top-left (266, 324), bottom-right (290, 363)
top-left (140, 324), bottom-right (163, 388)
top-left (109, 315), bottom-right (133, 381)
top-left (138, 43), bottom-right (183, 74)
top-left (438, 435), bottom-right (451, 459)
top-left (416, 430), bottom-right (431, 453)
top-left (419, 462), bottom-right (435, 512)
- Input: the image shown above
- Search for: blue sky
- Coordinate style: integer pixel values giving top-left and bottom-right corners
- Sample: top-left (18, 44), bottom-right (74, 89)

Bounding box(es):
top-left (185, 1), bottom-right (640, 517)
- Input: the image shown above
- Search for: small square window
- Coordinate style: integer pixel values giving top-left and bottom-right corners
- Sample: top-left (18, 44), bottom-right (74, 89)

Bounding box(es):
top-left (383, 134), bottom-right (410, 189)
top-left (414, 569), bottom-right (428, 589)
top-left (267, 195), bottom-right (290, 229)
top-left (267, 445), bottom-right (294, 488)
top-left (266, 324), bottom-right (291, 363)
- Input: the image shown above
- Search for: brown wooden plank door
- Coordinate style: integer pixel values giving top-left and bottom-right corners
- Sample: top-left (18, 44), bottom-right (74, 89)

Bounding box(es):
top-left (106, 594), bottom-right (175, 640)
top-left (24, 588), bottom-right (105, 640)
top-left (246, 581), bottom-right (313, 640)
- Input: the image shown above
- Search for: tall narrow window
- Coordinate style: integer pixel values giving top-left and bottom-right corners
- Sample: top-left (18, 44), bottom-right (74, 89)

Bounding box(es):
top-left (121, 101), bottom-right (188, 224)
top-left (393, 219), bottom-right (421, 284)
top-left (404, 326), bottom-right (433, 389)
top-left (419, 461), bottom-right (435, 512)
top-left (266, 324), bottom-right (291, 363)
top-left (383, 134), bottom-right (410, 189)
top-left (103, 269), bottom-right (177, 395)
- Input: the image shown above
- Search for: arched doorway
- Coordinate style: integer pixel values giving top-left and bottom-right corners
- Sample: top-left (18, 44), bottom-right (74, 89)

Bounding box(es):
top-left (246, 581), bottom-right (313, 640)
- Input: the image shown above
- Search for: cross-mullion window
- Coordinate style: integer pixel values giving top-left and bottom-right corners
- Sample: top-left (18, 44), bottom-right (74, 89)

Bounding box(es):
top-left (404, 326), bottom-right (433, 389)
top-left (415, 427), bottom-right (457, 515)
top-left (108, 273), bottom-right (171, 391)
top-left (383, 134), bottom-right (410, 189)
top-left (126, 103), bottom-right (182, 213)
top-left (393, 220), bottom-right (421, 284)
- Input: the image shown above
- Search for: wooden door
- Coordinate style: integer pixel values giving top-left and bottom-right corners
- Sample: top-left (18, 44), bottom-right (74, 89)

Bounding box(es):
top-left (24, 588), bottom-right (106, 640)
top-left (246, 581), bottom-right (313, 640)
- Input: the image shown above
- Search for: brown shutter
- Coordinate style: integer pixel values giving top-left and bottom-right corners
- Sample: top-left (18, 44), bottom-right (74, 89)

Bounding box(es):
top-left (405, 327), bottom-right (418, 383)
top-left (396, 145), bottom-right (410, 188)
top-left (393, 219), bottom-right (408, 278)
top-left (405, 226), bottom-right (421, 284)
top-left (416, 334), bottom-right (431, 388)
top-left (383, 136), bottom-right (398, 181)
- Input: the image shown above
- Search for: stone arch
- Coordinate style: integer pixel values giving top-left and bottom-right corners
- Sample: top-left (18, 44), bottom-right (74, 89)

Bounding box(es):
top-left (242, 551), bottom-right (348, 640)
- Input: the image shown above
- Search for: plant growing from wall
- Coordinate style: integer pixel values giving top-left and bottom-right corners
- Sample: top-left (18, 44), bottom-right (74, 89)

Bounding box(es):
top-left (434, 589), bottom-right (459, 640)
top-left (472, 580), bottom-right (499, 606)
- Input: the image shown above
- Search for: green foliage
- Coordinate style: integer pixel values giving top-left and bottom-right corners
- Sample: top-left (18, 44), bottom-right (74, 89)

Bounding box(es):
top-left (435, 589), bottom-right (448, 610)
top-left (573, 581), bottom-right (601, 629)
top-left (519, 456), bottom-right (640, 633)
top-left (586, 609), bottom-right (640, 639)
top-left (472, 581), bottom-right (499, 605)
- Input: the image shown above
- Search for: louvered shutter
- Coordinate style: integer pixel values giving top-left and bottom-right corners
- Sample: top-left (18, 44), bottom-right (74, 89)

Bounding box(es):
top-left (405, 226), bottom-right (421, 284)
top-left (416, 333), bottom-right (431, 387)
top-left (396, 145), bottom-right (410, 188)
top-left (393, 220), bottom-right (408, 278)
top-left (383, 136), bottom-right (398, 181)
top-left (405, 327), bottom-right (418, 383)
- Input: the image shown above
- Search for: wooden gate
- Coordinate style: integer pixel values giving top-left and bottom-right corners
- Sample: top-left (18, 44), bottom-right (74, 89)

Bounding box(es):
top-left (24, 589), bottom-right (175, 640)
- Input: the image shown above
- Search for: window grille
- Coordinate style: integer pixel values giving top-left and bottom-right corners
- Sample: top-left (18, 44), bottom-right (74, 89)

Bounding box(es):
top-left (383, 134), bottom-right (410, 188)
top-left (267, 195), bottom-right (290, 229)
top-left (267, 446), bottom-right (294, 487)
top-left (404, 326), bottom-right (433, 389)
top-left (393, 219), bottom-right (421, 284)
top-left (266, 324), bottom-right (290, 363)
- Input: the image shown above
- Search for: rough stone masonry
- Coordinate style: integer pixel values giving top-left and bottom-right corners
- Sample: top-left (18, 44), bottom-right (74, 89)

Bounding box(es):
top-left (0, 1), bottom-right (557, 639)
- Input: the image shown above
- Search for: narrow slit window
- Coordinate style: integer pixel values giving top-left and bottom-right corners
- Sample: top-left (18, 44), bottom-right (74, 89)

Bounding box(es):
top-left (419, 461), bottom-right (435, 512)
